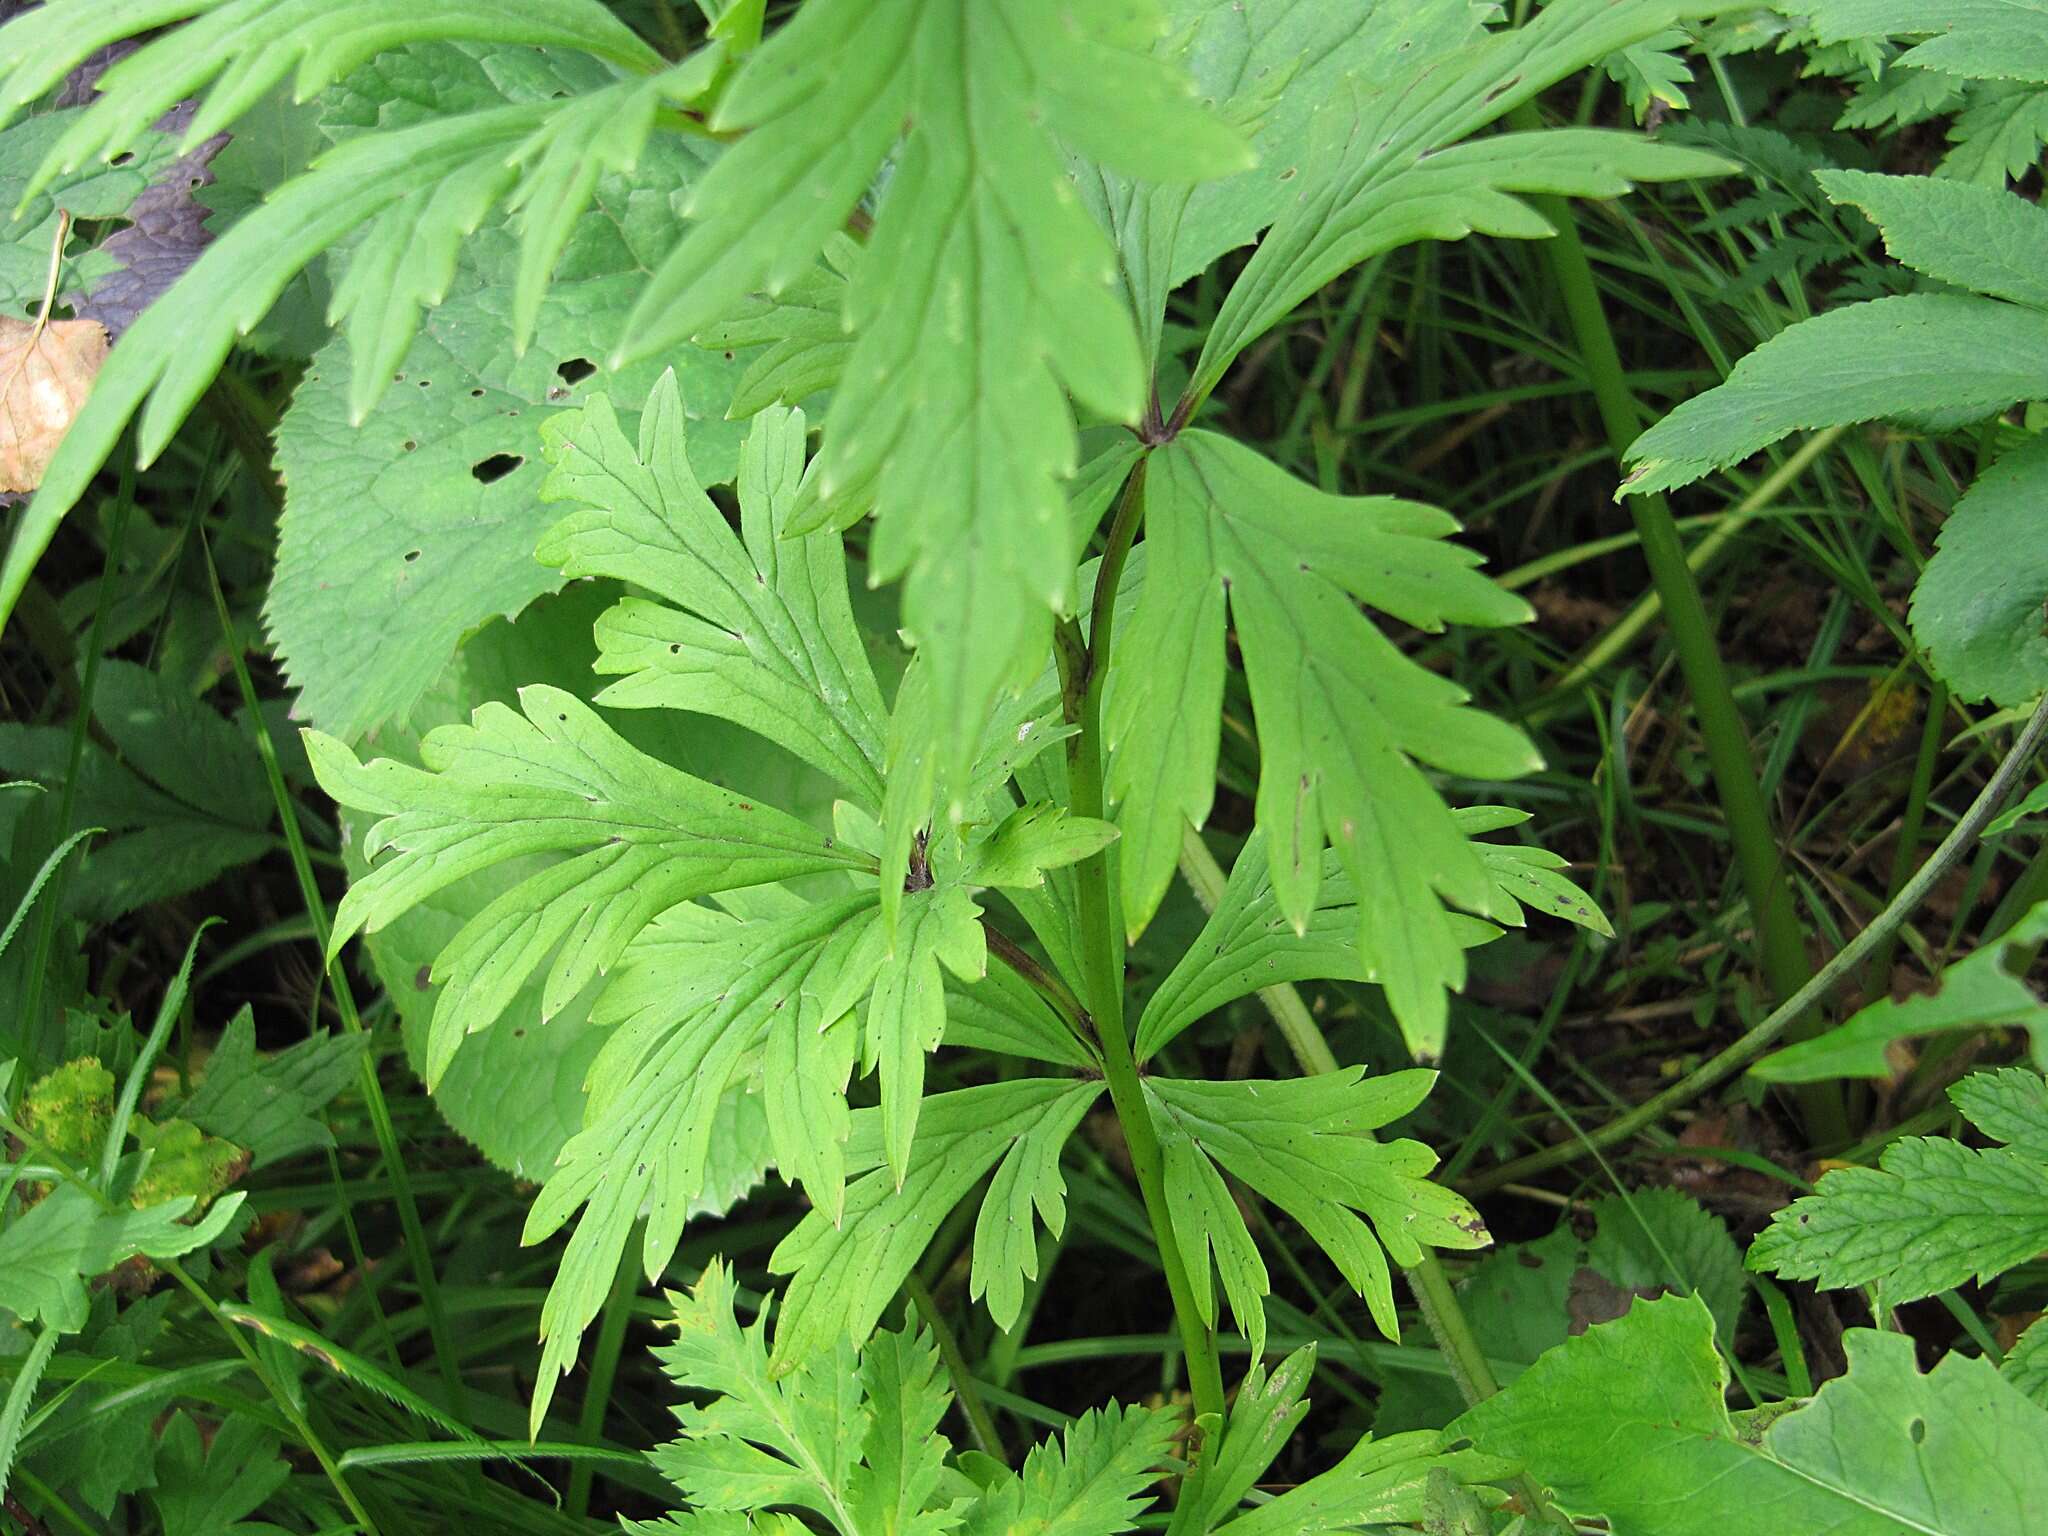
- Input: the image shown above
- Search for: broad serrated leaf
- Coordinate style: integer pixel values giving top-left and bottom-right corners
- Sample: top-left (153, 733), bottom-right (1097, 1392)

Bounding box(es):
top-left (1800, 1), bottom-right (2048, 84)
top-left (770, 1079), bottom-right (1099, 1366)
top-left (1815, 169), bottom-right (2048, 307)
top-left (1748, 1069), bottom-right (2048, 1303)
top-left (149, 1413), bottom-right (289, 1536)
top-left (1453, 1294), bottom-right (2048, 1534)
top-left (1623, 294), bottom-right (2048, 495)
top-left (628, 0), bottom-right (1248, 788)
top-left (307, 685), bottom-right (869, 1081)
top-left (270, 143), bottom-right (749, 740)
top-left (537, 379), bottom-right (888, 803)
top-left (1147, 1069), bottom-right (1486, 1347)
top-left (1752, 902), bottom-right (2048, 1081)
top-left (0, 1184), bottom-right (246, 1332)
top-left (1110, 432), bottom-right (1535, 1055)
top-left (1911, 432), bottom-right (2048, 705)
top-left (169, 1006), bottom-right (364, 1168)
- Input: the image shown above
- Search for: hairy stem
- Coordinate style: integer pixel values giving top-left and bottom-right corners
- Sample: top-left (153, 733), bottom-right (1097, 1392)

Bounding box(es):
top-left (1063, 460), bottom-right (1227, 1425)
top-left (1467, 695), bottom-right (2048, 1195)
top-left (1512, 146), bottom-right (1845, 1144)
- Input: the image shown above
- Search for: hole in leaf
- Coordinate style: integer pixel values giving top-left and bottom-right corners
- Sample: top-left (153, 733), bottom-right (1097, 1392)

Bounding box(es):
top-left (471, 453), bottom-right (524, 484)
top-left (403, 549), bottom-right (421, 563)
top-left (1909, 1418), bottom-right (1926, 1445)
top-left (470, 387), bottom-right (485, 398)
top-left (401, 440), bottom-right (417, 452)
top-left (110, 151), bottom-right (135, 166)
top-left (555, 357), bottom-right (597, 385)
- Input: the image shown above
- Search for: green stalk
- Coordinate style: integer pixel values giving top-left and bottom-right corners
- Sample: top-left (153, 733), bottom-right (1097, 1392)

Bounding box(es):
top-left (1062, 460), bottom-right (1227, 1426)
top-left (1467, 695), bottom-right (2048, 1195)
top-left (568, 1241), bottom-right (642, 1517)
top-left (1512, 142), bottom-right (1844, 1144)
top-left (201, 537), bottom-right (468, 1417)
top-left (904, 1274), bottom-right (1005, 1461)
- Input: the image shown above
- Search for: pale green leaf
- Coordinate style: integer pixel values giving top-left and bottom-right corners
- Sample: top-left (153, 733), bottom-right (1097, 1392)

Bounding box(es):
top-left (1164, 1349), bottom-right (1312, 1536)
top-left (770, 1079), bottom-right (1099, 1367)
top-left (629, 0), bottom-right (1248, 788)
top-left (307, 685), bottom-right (868, 1081)
top-left (967, 803), bottom-right (1118, 891)
top-left (521, 894), bottom-right (871, 1431)
top-left (537, 380), bottom-right (888, 802)
top-left (1110, 432), bottom-right (1535, 1054)
top-left (270, 157), bottom-right (749, 740)
top-left (1146, 1070), bottom-right (1486, 1345)
top-left (1453, 1294), bottom-right (2048, 1535)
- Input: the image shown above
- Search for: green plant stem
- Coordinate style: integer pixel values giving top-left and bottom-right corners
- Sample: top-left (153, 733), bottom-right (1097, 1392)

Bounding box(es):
top-left (1528, 429), bottom-right (1844, 705)
top-left (201, 535), bottom-right (467, 1417)
top-left (1864, 682), bottom-right (1949, 998)
top-left (1467, 695), bottom-right (2048, 1195)
top-left (1512, 149), bottom-right (1844, 1144)
top-left (568, 1240), bottom-right (642, 1518)
top-left (1061, 459), bottom-right (1227, 1427)
top-left (904, 1273), bottom-right (1005, 1462)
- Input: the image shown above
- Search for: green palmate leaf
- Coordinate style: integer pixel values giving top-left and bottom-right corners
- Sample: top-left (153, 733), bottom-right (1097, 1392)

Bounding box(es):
top-left (1109, 431), bottom-right (1536, 1056)
top-left (958, 1403), bottom-right (1178, 1536)
top-left (626, 0), bottom-right (1248, 787)
top-left (1800, 1), bottom-right (2048, 84)
top-left (1621, 295), bottom-right (2048, 494)
top-left (1190, 0), bottom-right (1735, 398)
top-left (521, 894), bottom-right (863, 1431)
top-left (537, 380), bottom-right (888, 804)
top-left (149, 1413), bottom-right (289, 1536)
top-left (1912, 432), bottom-right (2048, 705)
top-left (694, 234), bottom-right (858, 421)
top-left (769, 1078), bottom-right (1100, 1368)
top-left (1752, 903), bottom-right (2048, 1081)
top-left (1748, 1068), bottom-right (2048, 1304)
top-left (644, 1261), bottom-right (1175, 1536)
top-left (1166, 1349), bottom-right (1313, 1536)
top-left (1942, 81), bottom-right (2048, 185)
top-left (169, 1007), bottom-right (365, 1169)
top-left (0, 661), bottom-right (274, 921)
top-left (306, 685), bottom-right (869, 1082)
top-left (966, 802), bottom-right (1119, 892)
top-left (0, 1185), bottom-right (247, 1332)
top-left (1148, 1070), bottom-right (1487, 1352)
top-left (1453, 1294), bottom-right (2048, 1535)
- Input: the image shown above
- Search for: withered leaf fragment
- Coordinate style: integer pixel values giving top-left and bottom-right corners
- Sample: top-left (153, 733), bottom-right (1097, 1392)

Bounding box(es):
top-left (0, 314), bottom-right (108, 493)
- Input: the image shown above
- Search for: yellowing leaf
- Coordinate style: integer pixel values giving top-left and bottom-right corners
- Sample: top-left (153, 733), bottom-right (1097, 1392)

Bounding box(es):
top-left (0, 315), bottom-right (106, 493)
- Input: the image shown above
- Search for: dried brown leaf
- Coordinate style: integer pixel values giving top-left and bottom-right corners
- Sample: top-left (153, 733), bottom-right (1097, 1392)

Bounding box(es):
top-left (0, 314), bottom-right (107, 492)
